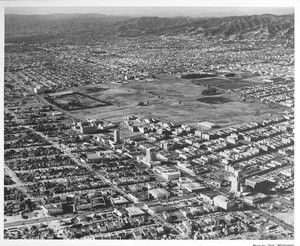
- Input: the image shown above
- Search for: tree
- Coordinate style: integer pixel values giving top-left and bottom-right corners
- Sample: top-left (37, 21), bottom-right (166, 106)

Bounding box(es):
top-left (202, 86), bottom-right (218, 95)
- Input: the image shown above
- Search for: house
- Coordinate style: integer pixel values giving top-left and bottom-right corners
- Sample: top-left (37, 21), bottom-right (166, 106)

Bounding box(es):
top-left (85, 153), bottom-right (102, 163)
top-left (149, 188), bottom-right (170, 199)
top-left (142, 228), bottom-right (150, 238)
top-left (133, 229), bottom-right (143, 239)
top-left (149, 227), bottom-right (158, 237)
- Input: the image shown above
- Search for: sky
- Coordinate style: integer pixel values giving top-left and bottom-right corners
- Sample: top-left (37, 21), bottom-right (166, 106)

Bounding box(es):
top-left (4, 6), bottom-right (294, 17)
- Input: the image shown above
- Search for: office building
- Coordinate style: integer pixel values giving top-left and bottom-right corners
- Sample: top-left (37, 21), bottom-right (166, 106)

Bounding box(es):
top-left (231, 169), bottom-right (245, 194)
top-left (146, 147), bottom-right (156, 163)
top-left (114, 129), bottom-right (120, 143)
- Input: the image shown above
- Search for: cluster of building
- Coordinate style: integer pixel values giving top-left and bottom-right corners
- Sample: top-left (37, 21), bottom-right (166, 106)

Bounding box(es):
top-left (176, 210), bottom-right (291, 239)
top-left (5, 33), bottom-right (293, 92)
top-left (4, 31), bottom-right (294, 240)
top-left (233, 77), bottom-right (294, 108)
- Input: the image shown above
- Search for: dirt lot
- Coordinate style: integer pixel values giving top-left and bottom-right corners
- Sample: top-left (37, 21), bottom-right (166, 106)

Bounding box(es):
top-left (70, 76), bottom-right (285, 127)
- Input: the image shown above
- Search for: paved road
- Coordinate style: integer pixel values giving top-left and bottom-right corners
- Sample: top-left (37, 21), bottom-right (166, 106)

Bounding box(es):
top-left (254, 209), bottom-right (294, 233)
top-left (4, 164), bottom-right (29, 196)
top-left (150, 212), bottom-right (187, 239)
top-left (4, 153), bottom-right (61, 163)
top-left (5, 81), bottom-right (191, 239)
top-left (23, 123), bottom-right (186, 236)
top-left (6, 72), bottom-right (83, 122)
top-left (4, 209), bottom-right (95, 229)
top-left (34, 94), bottom-right (84, 122)
top-left (5, 216), bottom-right (56, 229)
top-left (180, 161), bottom-right (294, 234)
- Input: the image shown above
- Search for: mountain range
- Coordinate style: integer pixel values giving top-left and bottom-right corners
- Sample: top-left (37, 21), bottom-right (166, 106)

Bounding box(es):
top-left (5, 13), bottom-right (294, 44)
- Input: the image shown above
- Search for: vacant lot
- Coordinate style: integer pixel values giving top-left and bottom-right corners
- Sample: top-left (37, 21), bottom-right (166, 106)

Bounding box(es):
top-left (71, 75), bottom-right (284, 127)
top-left (273, 211), bottom-right (294, 225)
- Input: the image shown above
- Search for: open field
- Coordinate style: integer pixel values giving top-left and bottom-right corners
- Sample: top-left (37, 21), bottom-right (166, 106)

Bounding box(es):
top-left (191, 77), bottom-right (263, 90)
top-left (65, 76), bottom-right (285, 127)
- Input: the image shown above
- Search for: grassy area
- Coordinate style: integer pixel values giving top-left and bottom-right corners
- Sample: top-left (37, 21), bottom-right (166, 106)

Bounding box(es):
top-left (197, 97), bottom-right (232, 104)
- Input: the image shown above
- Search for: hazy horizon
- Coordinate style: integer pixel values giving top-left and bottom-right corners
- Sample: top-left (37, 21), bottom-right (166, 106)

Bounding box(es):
top-left (5, 6), bottom-right (294, 18)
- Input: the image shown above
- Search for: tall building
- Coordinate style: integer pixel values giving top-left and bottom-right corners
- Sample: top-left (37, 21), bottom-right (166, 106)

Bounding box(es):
top-left (146, 147), bottom-right (156, 163)
top-left (114, 129), bottom-right (120, 143)
top-left (231, 169), bottom-right (244, 194)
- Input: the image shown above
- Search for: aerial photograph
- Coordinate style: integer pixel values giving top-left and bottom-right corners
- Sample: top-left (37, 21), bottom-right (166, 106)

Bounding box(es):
top-left (2, 2), bottom-right (295, 242)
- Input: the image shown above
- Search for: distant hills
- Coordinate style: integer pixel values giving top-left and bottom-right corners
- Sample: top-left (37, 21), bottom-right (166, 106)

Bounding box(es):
top-left (5, 13), bottom-right (294, 44)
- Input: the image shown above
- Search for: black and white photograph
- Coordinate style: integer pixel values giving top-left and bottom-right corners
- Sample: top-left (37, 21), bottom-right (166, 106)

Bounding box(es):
top-left (0, 0), bottom-right (298, 245)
